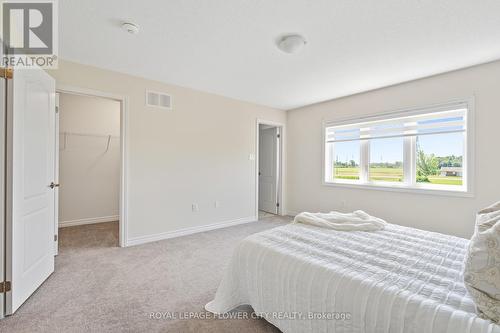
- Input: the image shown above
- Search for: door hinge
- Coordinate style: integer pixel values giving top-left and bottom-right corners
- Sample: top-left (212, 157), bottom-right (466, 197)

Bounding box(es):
top-left (0, 281), bottom-right (11, 293)
top-left (277, 134), bottom-right (280, 138)
top-left (276, 202), bottom-right (280, 207)
top-left (0, 67), bottom-right (13, 79)
top-left (54, 234), bottom-right (58, 241)
top-left (55, 106), bottom-right (59, 114)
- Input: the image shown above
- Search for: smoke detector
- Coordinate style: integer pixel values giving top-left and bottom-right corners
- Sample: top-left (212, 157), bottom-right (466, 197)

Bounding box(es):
top-left (277, 34), bottom-right (307, 54)
top-left (122, 22), bottom-right (140, 34)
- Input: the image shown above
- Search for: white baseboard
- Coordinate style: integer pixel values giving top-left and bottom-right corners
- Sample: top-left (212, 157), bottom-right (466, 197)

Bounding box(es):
top-left (285, 210), bottom-right (300, 217)
top-left (59, 215), bottom-right (119, 228)
top-left (127, 216), bottom-right (257, 247)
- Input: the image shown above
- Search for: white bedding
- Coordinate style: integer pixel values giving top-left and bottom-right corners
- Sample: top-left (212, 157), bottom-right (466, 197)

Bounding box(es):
top-left (294, 210), bottom-right (387, 231)
top-left (206, 222), bottom-right (500, 333)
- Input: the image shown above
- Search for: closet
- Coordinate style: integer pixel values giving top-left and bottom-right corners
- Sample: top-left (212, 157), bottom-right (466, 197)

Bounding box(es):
top-left (58, 93), bottom-right (121, 235)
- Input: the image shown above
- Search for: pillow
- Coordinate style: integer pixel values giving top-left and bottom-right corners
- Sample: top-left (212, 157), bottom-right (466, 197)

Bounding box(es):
top-left (464, 201), bottom-right (500, 323)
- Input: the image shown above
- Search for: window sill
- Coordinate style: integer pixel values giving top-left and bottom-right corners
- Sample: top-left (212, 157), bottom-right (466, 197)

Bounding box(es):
top-left (323, 180), bottom-right (473, 198)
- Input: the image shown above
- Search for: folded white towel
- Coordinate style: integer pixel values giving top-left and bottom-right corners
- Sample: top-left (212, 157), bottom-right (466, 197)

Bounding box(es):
top-left (293, 210), bottom-right (387, 231)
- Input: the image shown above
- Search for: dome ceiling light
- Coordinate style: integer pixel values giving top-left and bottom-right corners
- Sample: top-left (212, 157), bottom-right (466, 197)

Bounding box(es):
top-left (276, 34), bottom-right (307, 54)
top-left (122, 22), bottom-right (140, 34)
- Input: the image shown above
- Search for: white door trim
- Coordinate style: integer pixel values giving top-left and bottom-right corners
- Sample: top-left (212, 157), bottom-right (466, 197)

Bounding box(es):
top-left (56, 84), bottom-right (129, 247)
top-left (54, 93), bottom-right (59, 255)
top-left (255, 119), bottom-right (286, 219)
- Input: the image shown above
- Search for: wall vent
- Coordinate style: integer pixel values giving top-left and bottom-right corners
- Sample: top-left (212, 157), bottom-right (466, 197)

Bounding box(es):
top-left (146, 90), bottom-right (172, 110)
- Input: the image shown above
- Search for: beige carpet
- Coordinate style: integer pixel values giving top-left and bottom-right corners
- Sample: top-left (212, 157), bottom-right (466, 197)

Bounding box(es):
top-left (0, 216), bottom-right (291, 332)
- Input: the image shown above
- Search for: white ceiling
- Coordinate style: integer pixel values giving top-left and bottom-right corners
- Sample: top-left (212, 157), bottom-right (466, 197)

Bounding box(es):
top-left (60, 1), bottom-right (500, 110)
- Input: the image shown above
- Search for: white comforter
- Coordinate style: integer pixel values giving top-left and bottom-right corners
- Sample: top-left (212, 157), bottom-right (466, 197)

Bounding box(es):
top-left (206, 222), bottom-right (500, 333)
top-left (294, 210), bottom-right (387, 231)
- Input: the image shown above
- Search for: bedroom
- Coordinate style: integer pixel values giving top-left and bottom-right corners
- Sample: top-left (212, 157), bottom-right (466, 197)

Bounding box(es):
top-left (0, 0), bottom-right (499, 332)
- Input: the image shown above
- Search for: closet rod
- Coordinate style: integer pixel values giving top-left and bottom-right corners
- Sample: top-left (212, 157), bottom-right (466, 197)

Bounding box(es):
top-left (59, 131), bottom-right (119, 139)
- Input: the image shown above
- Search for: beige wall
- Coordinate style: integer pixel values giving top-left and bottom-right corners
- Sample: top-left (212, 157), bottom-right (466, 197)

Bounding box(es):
top-left (58, 93), bottom-right (120, 225)
top-left (287, 60), bottom-right (500, 239)
top-left (48, 60), bottom-right (286, 242)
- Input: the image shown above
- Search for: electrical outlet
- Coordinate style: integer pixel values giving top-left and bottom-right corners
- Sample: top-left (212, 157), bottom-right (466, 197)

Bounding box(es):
top-left (192, 203), bottom-right (199, 212)
top-left (215, 200), bottom-right (220, 208)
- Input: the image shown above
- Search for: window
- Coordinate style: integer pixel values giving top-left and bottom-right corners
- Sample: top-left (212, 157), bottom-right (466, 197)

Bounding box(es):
top-left (324, 101), bottom-right (471, 194)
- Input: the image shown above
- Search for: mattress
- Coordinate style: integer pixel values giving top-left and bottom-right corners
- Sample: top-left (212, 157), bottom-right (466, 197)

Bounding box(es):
top-left (206, 222), bottom-right (500, 333)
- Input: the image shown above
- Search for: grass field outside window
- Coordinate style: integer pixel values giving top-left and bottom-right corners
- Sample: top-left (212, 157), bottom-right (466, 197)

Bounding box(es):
top-left (333, 166), bottom-right (462, 185)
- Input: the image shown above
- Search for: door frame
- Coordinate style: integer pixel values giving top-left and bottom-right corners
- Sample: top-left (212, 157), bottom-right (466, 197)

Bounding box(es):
top-left (56, 85), bottom-right (129, 247)
top-left (255, 119), bottom-right (285, 219)
top-left (0, 72), bottom-right (6, 319)
top-left (54, 93), bottom-right (59, 255)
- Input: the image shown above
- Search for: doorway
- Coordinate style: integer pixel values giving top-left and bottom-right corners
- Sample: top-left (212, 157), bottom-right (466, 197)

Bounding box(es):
top-left (55, 85), bottom-right (128, 249)
top-left (56, 91), bottom-right (122, 251)
top-left (256, 120), bottom-right (284, 219)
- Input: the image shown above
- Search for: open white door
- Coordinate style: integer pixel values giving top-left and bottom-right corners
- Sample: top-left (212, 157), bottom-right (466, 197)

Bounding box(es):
top-left (5, 68), bottom-right (56, 314)
top-left (258, 126), bottom-right (278, 214)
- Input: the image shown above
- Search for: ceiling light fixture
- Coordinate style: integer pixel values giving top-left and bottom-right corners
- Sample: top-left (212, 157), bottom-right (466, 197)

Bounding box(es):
top-left (122, 22), bottom-right (140, 34)
top-left (277, 34), bottom-right (307, 54)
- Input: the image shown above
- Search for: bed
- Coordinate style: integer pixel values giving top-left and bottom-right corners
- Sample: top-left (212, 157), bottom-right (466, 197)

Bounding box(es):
top-left (206, 222), bottom-right (500, 333)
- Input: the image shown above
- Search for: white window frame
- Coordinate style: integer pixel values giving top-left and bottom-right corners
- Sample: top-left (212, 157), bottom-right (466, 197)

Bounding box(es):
top-left (322, 98), bottom-right (475, 197)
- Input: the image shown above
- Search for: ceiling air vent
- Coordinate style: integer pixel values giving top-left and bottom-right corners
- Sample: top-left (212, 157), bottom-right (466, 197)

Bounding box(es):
top-left (146, 90), bottom-right (172, 110)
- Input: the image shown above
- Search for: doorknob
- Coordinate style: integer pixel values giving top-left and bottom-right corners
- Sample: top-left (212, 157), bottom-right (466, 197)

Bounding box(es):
top-left (49, 182), bottom-right (60, 189)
